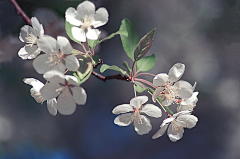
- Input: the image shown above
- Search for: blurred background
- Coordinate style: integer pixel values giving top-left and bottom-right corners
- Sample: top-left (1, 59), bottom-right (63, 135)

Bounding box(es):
top-left (0, 0), bottom-right (240, 158)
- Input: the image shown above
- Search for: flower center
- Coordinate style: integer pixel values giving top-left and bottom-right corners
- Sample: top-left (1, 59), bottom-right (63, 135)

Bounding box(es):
top-left (171, 120), bottom-right (183, 133)
top-left (25, 32), bottom-right (38, 47)
top-left (131, 107), bottom-right (143, 124)
top-left (81, 15), bottom-right (93, 32)
top-left (47, 50), bottom-right (64, 66)
top-left (161, 81), bottom-right (181, 104)
top-left (31, 91), bottom-right (44, 103)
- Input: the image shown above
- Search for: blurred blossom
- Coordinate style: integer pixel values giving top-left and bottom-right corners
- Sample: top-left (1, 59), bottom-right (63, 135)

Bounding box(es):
top-left (216, 78), bottom-right (240, 108)
top-left (0, 116), bottom-right (13, 142)
top-left (0, 36), bottom-right (22, 63)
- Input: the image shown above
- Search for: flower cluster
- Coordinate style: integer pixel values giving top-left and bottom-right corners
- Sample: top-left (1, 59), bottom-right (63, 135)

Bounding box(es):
top-left (17, 0), bottom-right (199, 142)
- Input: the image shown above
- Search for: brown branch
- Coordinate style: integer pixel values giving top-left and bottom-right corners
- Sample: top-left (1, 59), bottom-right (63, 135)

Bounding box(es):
top-left (92, 71), bottom-right (130, 82)
top-left (9, 0), bottom-right (31, 25)
top-left (10, 0), bottom-right (130, 82)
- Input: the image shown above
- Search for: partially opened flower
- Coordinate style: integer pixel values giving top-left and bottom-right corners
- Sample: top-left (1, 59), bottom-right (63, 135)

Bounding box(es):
top-left (65, 1), bottom-right (109, 42)
top-left (23, 78), bottom-right (57, 116)
top-left (40, 70), bottom-right (87, 115)
top-left (33, 35), bottom-right (79, 74)
top-left (177, 92), bottom-right (199, 112)
top-left (112, 96), bottom-right (162, 135)
top-left (18, 17), bottom-right (44, 60)
top-left (152, 63), bottom-right (194, 106)
top-left (152, 110), bottom-right (198, 142)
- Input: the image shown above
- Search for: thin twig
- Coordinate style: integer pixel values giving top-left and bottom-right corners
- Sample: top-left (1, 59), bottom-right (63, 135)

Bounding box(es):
top-left (92, 71), bottom-right (130, 82)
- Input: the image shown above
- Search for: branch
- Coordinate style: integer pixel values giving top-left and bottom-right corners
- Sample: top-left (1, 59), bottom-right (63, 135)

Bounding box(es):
top-left (10, 0), bottom-right (130, 83)
top-left (92, 71), bottom-right (130, 82)
top-left (9, 0), bottom-right (31, 25)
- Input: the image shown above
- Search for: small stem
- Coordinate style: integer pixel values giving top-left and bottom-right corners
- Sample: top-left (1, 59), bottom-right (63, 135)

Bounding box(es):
top-left (135, 72), bottom-right (156, 78)
top-left (133, 81), bottom-right (137, 97)
top-left (9, 0), bottom-right (31, 25)
top-left (72, 49), bottom-right (85, 55)
top-left (135, 78), bottom-right (157, 89)
top-left (82, 44), bottom-right (88, 54)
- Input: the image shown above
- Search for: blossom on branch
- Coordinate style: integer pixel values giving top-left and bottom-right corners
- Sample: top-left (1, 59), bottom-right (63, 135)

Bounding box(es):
top-left (18, 17), bottom-right (44, 60)
top-left (112, 96), bottom-right (162, 135)
top-left (23, 78), bottom-right (57, 116)
top-left (33, 35), bottom-right (80, 74)
top-left (152, 63), bottom-right (194, 106)
top-left (65, 1), bottom-right (109, 42)
top-left (152, 110), bottom-right (198, 142)
top-left (40, 70), bottom-right (87, 115)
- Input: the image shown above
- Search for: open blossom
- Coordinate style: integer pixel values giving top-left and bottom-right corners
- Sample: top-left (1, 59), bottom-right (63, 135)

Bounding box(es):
top-left (18, 17), bottom-right (44, 60)
top-left (23, 78), bottom-right (57, 116)
top-left (177, 92), bottom-right (199, 112)
top-left (152, 110), bottom-right (198, 142)
top-left (40, 70), bottom-right (87, 115)
top-left (33, 35), bottom-right (79, 74)
top-left (152, 63), bottom-right (194, 106)
top-left (112, 96), bottom-right (162, 135)
top-left (65, 1), bottom-right (109, 42)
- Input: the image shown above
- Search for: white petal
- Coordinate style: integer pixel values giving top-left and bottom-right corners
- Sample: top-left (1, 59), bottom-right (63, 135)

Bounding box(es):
top-left (177, 105), bottom-right (190, 112)
top-left (19, 25), bottom-right (37, 43)
top-left (57, 36), bottom-right (72, 55)
top-left (152, 87), bottom-right (164, 102)
top-left (77, 1), bottom-right (95, 17)
top-left (162, 117), bottom-right (175, 126)
top-left (30, 87), bottom-right (45, 103)
top-left (65, 7), bottom-right (82, 26)
top-left (167, 123), bottom-right (184, 142)
top-left (192, 82), bottom-right (197, 90)
top-left (65, 75), bottom-right (79, 86)
top-left (23, 78), bottom-right (44, 92)
top-left (175, 80), bottom-right (193, 98)
top-left (162, 99), bottom-right (172, 106)
top-left (40, 83), bottom-right (61, 100)
top-left (47, 98), bottom-right (57, 116)
top-left (18, 45), bottom-right (41, 60)
top-left (134, 115), bottom-right (152, 135)
top-left (141, 104), bottom-right (162, 118)
top-left (152, 124), bottom-right (168, 139)
top-left (177, 114), bottom-right (198, 129)
top-left (86, 28), bottom-right (100, 40)
top-left (114, 113), bottom-right (132, 126)
top-left (168, 63), bottom-right (185, 83)
top-left (71, 27), bottom-right (86, 42)
top-left (57, 91), bottom-right (76, 115)
top-left (153, 73), bottom-right (169, 86)
top-left (130, 96), bottom-right (148, 108)
top-left (33, 54), bottom-right (53, 74)
top-left (64, 55), bottom-right (80, 71)
top-left (43, 70), bottom-right (65, 84)
top-left (37, 35), bottom-right (57, 53)
top-left (181, 92), bottom-right (199, 106)
top-left (31, 17), bottom-right (44, 37)
top-left (71, 86), bottom-right (87, 105)
top-left (92, 7), bottom-right (109, 28)
top-left (112, 104), bottom-right (133, 114)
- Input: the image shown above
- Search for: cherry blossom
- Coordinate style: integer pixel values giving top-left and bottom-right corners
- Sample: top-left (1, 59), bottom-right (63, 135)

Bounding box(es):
top-left (177, 92), bottom-right (199, 112)
top-left (18, 17), bottom-right (44, 60)
top-left (112, 96), bottom-right (162, 135)
top-left (23, 78), bottom-right (57, 116)
top-left (33, 35), bottom-right (80, 74)
top-left (40, 70), bottom-right (87, 115)
top-left (152, 63), bottom-right (194, 106)
top-left (65, 1), bottom-right (109, 42)
top-left (152, 110), bottom-right (198, 142)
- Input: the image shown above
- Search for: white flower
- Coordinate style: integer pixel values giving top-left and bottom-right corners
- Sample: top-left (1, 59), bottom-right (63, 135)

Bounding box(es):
top-left (112, 96), bottom-right (162, 135)
top-left (33, 35), bottom-right (80, 74)
top-left (177, 92), bottom-right (199, 112)
top-left (65, 1), bottom-right (109, 42)
top-left (18, 17), bottom-right (44, 60)
top-left (23, 78), bottom-right (57, 116)
top-left (152, 63), bottom-right (194, 106)
top-left (152, 111), bottom-right (198, 142)
top-left (40, 70), bottom-right (87, 115)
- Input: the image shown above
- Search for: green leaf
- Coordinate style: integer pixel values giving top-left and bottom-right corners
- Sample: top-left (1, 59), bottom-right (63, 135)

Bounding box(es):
top-left (100, 64), bottom-right (127, 75)
top-left (135, 82), bottom-right (145, 93)
top-left (77, 54), bottom-right (93, 80)
top-left (88, 38), bottom-right (99, 49)
top-left (136, 54), bottom-right (156, 72)
top-left (65, 21), bottom-right (82, 44)
top-left (92, 55), bottom-right (99, 66)
top-left (134, 28), bottom-right (156, 61)
top-left (119, 18), bottom-right (139, 61)
top-left (98, 30), bottom-right (128, 44)
top-left (123, 61), bottom-right (132, 73)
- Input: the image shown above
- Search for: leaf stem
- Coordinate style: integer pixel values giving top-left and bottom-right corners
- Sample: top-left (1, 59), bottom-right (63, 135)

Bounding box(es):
top-left (134, 78), bottom-right (157, 89)
top-left (135, 72), bottom-right (156, 77)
